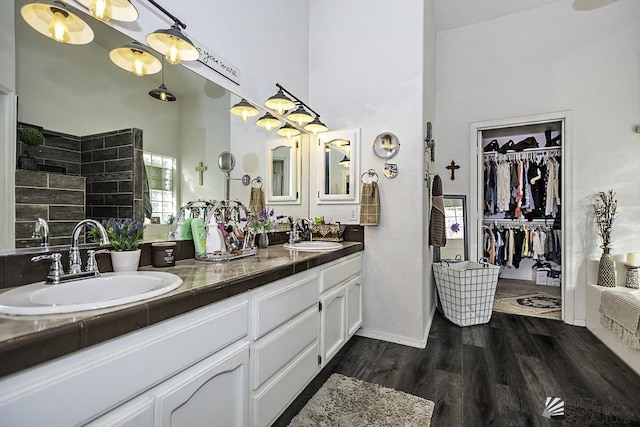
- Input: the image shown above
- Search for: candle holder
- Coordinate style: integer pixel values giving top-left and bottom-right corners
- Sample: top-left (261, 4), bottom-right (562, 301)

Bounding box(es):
top-left (624, 264), bottom-right (640, 289)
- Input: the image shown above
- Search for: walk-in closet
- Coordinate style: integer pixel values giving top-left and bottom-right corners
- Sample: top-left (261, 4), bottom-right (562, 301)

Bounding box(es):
top-left (481, 121), bottom-right (563, 320)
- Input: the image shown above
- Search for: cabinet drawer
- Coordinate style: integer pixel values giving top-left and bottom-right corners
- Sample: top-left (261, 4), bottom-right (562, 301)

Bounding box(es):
top-left (253, 274), bottom-right (318, 340)
top-left (252, 343), bottom-right (319, 427)
top-left (252, 308), bottom-right (319, 390)
top-left (320, 253), bottom-right (362, 293)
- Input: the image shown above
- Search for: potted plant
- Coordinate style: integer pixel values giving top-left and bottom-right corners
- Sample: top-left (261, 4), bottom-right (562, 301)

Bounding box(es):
top-left (247, 208), bottom-right (283, 249)
top-left (593, 189), bottom-right (617, 287)
top-left (99, 218), bottom-right (145, 272)
top-left (16, 127), bottom-right (44, 170)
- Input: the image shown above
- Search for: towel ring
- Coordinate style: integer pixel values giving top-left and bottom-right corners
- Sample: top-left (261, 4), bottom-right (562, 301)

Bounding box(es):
top-left (251, 176), bottom-right (263, 188)
top-left (360, 169), bottom-right (379, 184)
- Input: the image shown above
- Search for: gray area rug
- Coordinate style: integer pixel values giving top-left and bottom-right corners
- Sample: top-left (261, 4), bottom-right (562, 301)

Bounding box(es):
top-left (288, 373), bottom-right (435, 426)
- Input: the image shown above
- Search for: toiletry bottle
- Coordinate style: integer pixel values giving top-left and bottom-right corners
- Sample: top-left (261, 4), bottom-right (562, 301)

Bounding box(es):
top-left (182, 217), bottom-right (194, 240)
top-left (190, 218), bottom-right (206, 255)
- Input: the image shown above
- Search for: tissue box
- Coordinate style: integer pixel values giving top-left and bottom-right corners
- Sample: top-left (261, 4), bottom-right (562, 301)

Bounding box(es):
top-left (311, 224), bottom-right (347, 242)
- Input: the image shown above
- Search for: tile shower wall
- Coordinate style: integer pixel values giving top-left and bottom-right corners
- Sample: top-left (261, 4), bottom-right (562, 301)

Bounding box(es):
top-left (82, 128), bottom-right (144, 223)
top-left (15, 127), bottom-right (144, 248)
top-left (15, 171), bottom-right (85, 248)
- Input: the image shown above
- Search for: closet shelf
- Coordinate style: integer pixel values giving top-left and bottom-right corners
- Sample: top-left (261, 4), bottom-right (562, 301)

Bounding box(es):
top-left (483, 147), bottom-right (561, 160)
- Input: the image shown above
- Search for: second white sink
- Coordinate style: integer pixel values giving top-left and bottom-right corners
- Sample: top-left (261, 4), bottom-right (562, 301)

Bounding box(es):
top-left (283, 241), bottom-right (344, 252)
top-left (0, 272), bottom-right (183, 316)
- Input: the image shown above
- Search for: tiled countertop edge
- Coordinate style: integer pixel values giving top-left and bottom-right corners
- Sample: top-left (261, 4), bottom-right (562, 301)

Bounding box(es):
top-left (0, 244), bottom-right (363, 379)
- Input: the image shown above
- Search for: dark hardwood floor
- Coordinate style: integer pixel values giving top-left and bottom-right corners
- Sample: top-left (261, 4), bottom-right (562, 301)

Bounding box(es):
top-left (274, 312), bottom-right (640, 426)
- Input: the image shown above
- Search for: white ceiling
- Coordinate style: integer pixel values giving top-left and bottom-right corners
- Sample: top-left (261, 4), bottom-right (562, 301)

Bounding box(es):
top-left (433, 0), bottom-right (566, 32)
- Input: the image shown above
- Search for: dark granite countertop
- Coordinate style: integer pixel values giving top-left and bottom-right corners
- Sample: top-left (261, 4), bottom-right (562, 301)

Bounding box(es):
top-left (0, 243), bottom-right (363, 379)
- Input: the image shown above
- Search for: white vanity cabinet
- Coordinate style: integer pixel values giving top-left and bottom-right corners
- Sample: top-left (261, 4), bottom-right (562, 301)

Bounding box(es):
top-left (250, 271), bottom-right (320, 427)
top-left (0, 294), bottom-right (250, 427)
top-left (0, 251), bottom-right (364, 427)
top-left (319, 253), bottom-right (363, 367)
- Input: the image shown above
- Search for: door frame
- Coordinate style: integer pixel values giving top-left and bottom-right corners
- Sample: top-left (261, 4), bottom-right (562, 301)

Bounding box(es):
top-left (469, 111), bottom-right (575, 325)
top-left (0, 86), bottom-right (16, 250)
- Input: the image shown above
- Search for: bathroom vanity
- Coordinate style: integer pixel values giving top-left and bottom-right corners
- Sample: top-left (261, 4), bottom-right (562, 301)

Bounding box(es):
top-left (0, 244), bottom-right (363, 427)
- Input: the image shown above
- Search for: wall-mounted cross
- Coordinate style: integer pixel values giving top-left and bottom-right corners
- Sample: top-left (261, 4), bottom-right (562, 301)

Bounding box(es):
top-left (195, 162), bottom-right (208, 186)
top-left (446, 160), bottom-right (460, 180)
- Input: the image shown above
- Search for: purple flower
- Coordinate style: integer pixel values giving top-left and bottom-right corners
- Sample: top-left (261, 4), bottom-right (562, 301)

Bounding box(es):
top-left (450, 223), bottom-right (460, 233)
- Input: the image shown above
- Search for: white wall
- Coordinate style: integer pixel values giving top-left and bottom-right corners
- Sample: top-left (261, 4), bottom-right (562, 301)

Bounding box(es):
top-left (309, 0), bottom-right (433, 346)
top-left (436, 0), bottom-right (640, 324)
top-left (178, 91), bottom-right (230, 205)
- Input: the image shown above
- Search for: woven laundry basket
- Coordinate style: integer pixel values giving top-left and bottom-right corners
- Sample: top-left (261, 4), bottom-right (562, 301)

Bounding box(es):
top-left (433, 261), bottom-right (500, 326)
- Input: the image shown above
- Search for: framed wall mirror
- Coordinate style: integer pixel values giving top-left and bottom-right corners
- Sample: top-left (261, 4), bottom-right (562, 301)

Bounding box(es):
top-left (317, 128), bottom-right (360, 204)
top-left (440, 194), bottom-right (469, 261)
top-left (265, 137), bottom-right (301, 204)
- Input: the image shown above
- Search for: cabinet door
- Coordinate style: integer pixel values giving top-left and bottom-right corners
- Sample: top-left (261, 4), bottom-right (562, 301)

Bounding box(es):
top-left (154, 341), bottom-right (249, 427)
top-left (346, 275), bottom-right (363, 337)
top-left (320, 285), bottom-right (347, 364)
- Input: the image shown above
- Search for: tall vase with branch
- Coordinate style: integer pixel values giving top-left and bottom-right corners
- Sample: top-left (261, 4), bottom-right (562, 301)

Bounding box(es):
top-left (593, 190), bottom-right (617, 287)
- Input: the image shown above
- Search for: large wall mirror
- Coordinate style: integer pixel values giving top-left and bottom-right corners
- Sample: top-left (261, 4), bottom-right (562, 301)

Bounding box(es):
top-left (9, 0), bottom-right (293, 248)
top-left (317, 128), bottom-right (360, 204)
top-left (265, 137), bottom-right (301, 204)
top-left (440, 195), bottom-right (469, 261)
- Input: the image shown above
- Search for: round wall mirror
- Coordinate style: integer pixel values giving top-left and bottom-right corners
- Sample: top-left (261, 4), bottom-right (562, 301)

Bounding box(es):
top-left (218, 151), bottom-right (236, 173)
top-left (373, 132), bottom-right (400, 160)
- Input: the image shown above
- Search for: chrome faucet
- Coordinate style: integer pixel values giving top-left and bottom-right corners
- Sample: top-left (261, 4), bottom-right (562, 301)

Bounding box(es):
top-left (32, 218), bottom-right (50, 247)
top-left (294, 218), bottom-right (313, 241)
top-left (69, 219), bottom-right (109, 274)
top-left (31, 219), bottom-right (110, 284)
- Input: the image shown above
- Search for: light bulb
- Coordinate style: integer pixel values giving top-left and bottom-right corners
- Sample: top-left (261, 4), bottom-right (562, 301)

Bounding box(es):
top-left (265, 122), bottom-right (274, 131)
top-left (90, 0), bottom-right (112, 21)
top-left (166, 42), bottom-right (180, 65)
top-left (132, 58), bottom-right (146, 76)
top-left (49, 11), bottom-right (69, 43)
top-left (160, 91), bottom-right (167, 101)
top-left (241, 110), bottom-right (249, 121)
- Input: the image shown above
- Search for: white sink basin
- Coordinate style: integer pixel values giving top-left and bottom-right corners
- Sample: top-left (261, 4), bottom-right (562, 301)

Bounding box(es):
top-left (283, 241), bottom-right (343, 252)
top-left (0, 272), bottom-right (183, 316)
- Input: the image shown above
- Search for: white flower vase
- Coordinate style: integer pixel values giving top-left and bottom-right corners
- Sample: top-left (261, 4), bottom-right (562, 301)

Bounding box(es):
top-left (111, 249), bottom-right (141, 272)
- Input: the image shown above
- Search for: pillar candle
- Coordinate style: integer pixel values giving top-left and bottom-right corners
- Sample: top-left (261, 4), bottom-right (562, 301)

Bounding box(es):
top-left (626, 252), bottom-right (640, 267)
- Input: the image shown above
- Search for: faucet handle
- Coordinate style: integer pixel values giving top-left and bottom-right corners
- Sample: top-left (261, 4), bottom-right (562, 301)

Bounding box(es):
top-left (86, 249), bottom-right (110, 273)
top-left (31, 253), bottom-right (64, 284)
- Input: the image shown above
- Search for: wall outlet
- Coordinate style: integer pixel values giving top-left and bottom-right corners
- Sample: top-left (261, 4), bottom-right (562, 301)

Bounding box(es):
top-left (349, 208), bottom-right (358, 221)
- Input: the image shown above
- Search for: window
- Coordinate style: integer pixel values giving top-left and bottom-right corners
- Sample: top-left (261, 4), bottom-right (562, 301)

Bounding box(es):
top-left (143, 152), bottom-right (176, 224)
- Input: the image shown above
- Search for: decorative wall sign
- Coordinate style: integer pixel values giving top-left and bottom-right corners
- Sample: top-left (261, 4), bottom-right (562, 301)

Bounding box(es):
top-left (188, 35), bottom-right (241, 85)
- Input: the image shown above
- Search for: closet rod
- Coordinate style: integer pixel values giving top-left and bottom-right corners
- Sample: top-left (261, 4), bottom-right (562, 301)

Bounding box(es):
top-left (483, 148), bottom-right (561, 160)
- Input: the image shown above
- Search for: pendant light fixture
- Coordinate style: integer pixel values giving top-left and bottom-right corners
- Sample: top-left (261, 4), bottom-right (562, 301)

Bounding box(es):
top-left (264, 87), bottom-right (296, 115)
top-left (21, 1), bottom-right (94, 45)
top-left (110, 42), bottom-right (162, 77)
top-left (230, 99), bottom-right (260, 121)
top-left (304, 116), bottom-right (328, 135)
top-left (149, 59), bottom-right (176, 102)
top-left (277, 123), bottom-right (300, 139)
top-left (287, 105), bottom-right (314, 127)
top-left (339, 155), bottom-right (351, 167)
top-left (256, 112), bottom-right (282, 131)
top-left (146, 22), bottom-right (199, 65)
top-left (75, 0), bottom-right (138, 22)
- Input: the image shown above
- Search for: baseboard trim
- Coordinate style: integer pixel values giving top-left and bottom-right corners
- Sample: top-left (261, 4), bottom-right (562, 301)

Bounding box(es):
top-left (355, 305), bottom-right (437, 349)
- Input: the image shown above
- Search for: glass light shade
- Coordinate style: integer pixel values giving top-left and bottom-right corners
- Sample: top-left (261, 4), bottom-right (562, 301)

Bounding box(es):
top-left (287, 106), bottom-right (314, 126)
top-left (21, 2), bottom-right (94, 45)
top-left (264, 88), bottom-right (295, 115)
top-left (303, 117), bottom-right (328, 134)
top-left (256, 112), bottom-right (281, 131)
top-left (230, 99), bottom-right (259, 121)
top-left (339, 155), bottom-right (350, 167)
top-left (109, 43), bottom-right (161, 76)
top-left (146, 25), bottom-right (199, 65)
top-left (149, 84), bottom-right (176, 102)
top-left (277, 123), bottom-right (301, 139)
top-left (76, 0), bottom-right (138, 22)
